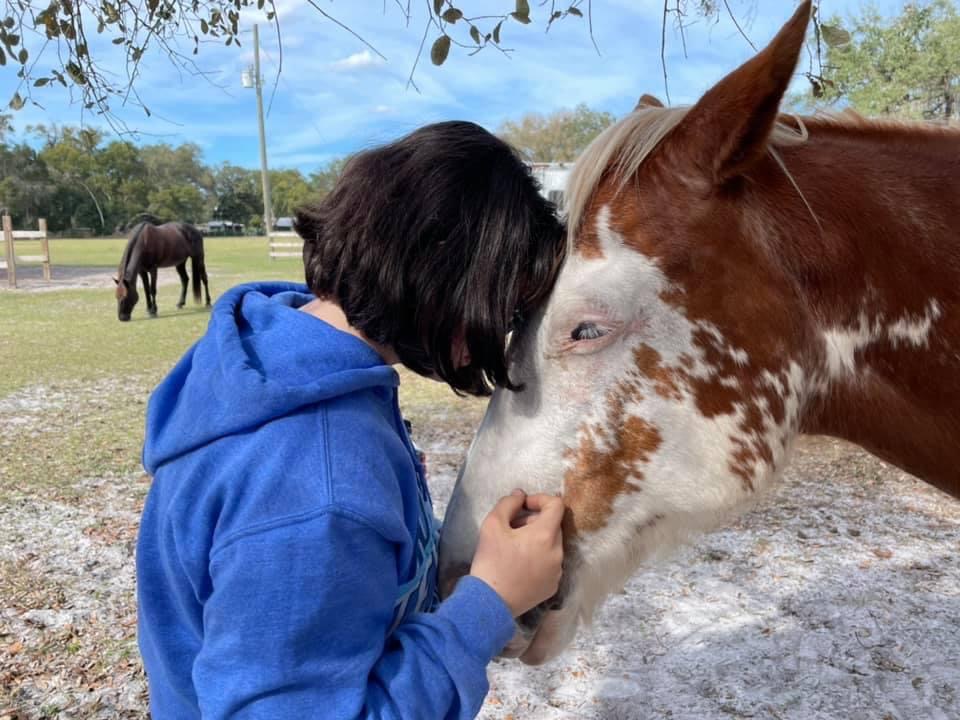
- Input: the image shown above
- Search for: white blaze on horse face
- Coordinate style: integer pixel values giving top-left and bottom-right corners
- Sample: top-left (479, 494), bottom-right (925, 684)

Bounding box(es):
top-left (440, 205), bottom-right (808, 664)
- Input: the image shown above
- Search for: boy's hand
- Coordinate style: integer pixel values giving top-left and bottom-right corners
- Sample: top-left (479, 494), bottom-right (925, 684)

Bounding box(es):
top-left (469, 490), bottom-right (565, 618)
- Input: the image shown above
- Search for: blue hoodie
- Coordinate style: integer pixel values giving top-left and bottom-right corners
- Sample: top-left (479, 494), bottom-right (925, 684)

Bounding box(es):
top-left (137, 282), bottom-right (515, 720)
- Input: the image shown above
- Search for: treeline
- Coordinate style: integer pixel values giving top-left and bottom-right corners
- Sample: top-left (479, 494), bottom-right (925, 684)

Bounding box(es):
top-left (0, 103), bottom-right (622, 235)
top-left (0, 118), bottom-right (345, 234)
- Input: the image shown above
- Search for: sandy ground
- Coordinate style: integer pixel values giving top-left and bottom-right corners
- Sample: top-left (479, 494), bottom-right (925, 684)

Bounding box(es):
top-left (2, 381), bottom-right (959, 719)
top-left (0, 266), bottom-right (181, 293)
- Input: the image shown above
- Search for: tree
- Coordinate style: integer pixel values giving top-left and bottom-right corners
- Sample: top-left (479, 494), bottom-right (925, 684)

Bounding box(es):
top-left (97, 140), bottom-right (150, 229)
top-left (498, 104), bottom-right (615, 162)
top-left (212, 163), bottom-right (262, 226)
top-left (0, 1), bottom-right (782, 128)
top-left (148, 184), bottom-right (207, 223)
top-left (0, 142), bottom-right (53, 228)
top-left (37, 126), bottom-right (109, 231)
top-left (812, 0), bottom-right (960, 121)
top-left (269, 169), bottom-right (313, 218)
top-left (308, 158), bottom-right (349, 200)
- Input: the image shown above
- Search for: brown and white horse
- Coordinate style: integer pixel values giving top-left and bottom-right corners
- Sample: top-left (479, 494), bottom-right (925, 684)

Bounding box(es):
top-left (439, 0), bottom-right (960, 666)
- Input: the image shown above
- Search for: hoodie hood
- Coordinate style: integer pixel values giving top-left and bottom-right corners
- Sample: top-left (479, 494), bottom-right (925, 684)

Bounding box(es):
top-left (143, 282), bottom-right (398, 472)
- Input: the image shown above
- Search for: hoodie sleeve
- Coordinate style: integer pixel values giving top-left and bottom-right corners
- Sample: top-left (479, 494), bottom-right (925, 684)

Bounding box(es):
top-left (194, 508), bottom-right (516, 720)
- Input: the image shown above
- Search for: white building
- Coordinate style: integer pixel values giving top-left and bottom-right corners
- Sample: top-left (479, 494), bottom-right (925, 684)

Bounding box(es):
top-left (527, 162), bottom-right (572, 214)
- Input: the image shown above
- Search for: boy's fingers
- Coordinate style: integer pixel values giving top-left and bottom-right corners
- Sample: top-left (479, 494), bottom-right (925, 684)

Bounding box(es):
top-left (510, 511), bottom-right (536, 529)
top-left (490, 492), bottom-right (527, 524)
top-left (524, 494), bottom-right (565, 521)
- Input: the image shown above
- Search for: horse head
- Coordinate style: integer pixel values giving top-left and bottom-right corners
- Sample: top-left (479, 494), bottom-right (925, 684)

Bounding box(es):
top-left (115, 276), bottom-right (138, 321)
top-left (439, 1), bottom-right (822, 664)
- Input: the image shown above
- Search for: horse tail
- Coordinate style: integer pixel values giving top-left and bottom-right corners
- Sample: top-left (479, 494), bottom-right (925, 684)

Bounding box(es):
top-left (190, 231), bottom-right (204, 303)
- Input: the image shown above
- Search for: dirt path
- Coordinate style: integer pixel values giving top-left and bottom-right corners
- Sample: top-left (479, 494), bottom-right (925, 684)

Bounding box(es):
top-left (1, 383), bottom-right (958, 719)
top-left (0, 265), bottom-right (182, 293)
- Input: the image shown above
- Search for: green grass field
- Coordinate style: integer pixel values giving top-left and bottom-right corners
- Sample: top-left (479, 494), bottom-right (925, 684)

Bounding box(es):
top-left (0, 236), bottom-right (477, 500)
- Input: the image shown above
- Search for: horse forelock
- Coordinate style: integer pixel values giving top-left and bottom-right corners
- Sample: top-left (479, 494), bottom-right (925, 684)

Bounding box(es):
top-left (565, 106), bottom-right (689, 248)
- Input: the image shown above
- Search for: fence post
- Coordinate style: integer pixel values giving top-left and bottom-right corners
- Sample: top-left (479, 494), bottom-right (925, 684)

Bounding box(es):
top-left (2, 215), bottom-right (15, 288)
top-left (39, 218), bottom-right (50, 281)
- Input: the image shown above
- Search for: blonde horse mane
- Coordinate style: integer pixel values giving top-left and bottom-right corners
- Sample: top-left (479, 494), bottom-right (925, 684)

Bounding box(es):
top-left (564, 105), bottom-right (811, 242)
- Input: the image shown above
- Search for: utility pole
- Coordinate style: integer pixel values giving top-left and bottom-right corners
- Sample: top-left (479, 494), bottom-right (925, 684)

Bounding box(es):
top-left (250, 24), bottom-right (273, 236)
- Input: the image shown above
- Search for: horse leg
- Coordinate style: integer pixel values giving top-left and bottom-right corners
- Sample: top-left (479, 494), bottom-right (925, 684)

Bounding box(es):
top-left (176, 262), bottom-right (188, 308)
top-left (202, 263), bottom-right (211, 306)
top-left (140, 271), bottom-right (155, 316)
top-left (150, 268), bottom-right (158, 315)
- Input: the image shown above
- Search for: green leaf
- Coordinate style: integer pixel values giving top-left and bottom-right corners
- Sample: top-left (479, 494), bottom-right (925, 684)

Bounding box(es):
top-left (66, 60), bottom-right (87, 85)
top-left (568, 7), bottom-right (583, 17)
top-left (3, 17), bottom-right (14, 29)
top-left (34, 77), bottom-right (49, 87)
top-left (510, 11), bottom-right (531, 24)
top-left (441, 8), bottom-right (462, 23)
top-left (433, 0), bottom-right (443, 15)
top-left (821, 24), bottom-right (851, 48)
top-left (493, 20), bottom-right (503, 43)
top-left (469, 25), bottom-right (481, 44)
top-left (430, 34), bottom-right (451, 65)
top-left (201, 19), bottom-right (209, 33)
top-left (9, 91), bottom-right (25, 110)
top-left (0, 48), bottom-right (5, 66)
top-left (516, 0), bottom-right (530, 15)
top-left (17, 48), bottom-right (27, 64)
top-left (112, 36), bottom-right (125, 44)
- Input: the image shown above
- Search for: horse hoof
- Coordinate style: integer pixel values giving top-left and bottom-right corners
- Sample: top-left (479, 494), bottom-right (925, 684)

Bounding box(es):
top-left (149, 311), bottom-right (158, 318)
top-left (176, 303), bottom-right (184, 309)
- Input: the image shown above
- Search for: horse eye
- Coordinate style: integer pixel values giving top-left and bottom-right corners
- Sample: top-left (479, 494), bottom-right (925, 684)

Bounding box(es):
top-left (571, 322), bottom-right (607, 342)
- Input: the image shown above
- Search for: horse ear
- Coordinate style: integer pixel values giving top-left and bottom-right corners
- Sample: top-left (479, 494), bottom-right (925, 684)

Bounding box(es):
top-left (663, 0), bottom-right (811, 186)
top-left (635, 94), bottom-right (664, 110)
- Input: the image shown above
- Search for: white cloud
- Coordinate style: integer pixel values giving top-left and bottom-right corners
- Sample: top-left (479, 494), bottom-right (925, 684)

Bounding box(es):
top-left (331, 50), bottom-right (386, 72)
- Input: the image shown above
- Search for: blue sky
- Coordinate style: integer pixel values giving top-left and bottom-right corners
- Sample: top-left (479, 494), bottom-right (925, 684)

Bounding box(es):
top-left (2, 0), bottom-right (903, 174)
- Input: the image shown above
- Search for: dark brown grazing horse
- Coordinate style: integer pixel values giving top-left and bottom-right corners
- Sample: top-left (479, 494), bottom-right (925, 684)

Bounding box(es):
top-left (114, 222), bottom-right (211, 321)
top-left (439, 0), bottom-right (960, 666)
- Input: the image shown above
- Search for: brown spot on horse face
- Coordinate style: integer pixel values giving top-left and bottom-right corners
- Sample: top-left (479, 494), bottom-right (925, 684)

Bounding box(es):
top-left (634, 345), bottom-right (683, 400)
top-left (115, 279), bottom-right (127, 300)
top-left (563, 382), bottom-right (662, 535)
top-left (573, 211), bottom-right (606, 260)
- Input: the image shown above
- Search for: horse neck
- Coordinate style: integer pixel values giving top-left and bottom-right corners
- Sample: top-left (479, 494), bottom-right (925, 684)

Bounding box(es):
top-left (120, 225), bottom-right (146, 282)
top-left (771, 123), bottom-right (960, 495)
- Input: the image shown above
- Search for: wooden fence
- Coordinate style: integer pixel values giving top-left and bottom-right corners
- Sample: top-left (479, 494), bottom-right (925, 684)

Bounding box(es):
top-left (268, 230), bottom-right (303, 260)
top-left (1, 216), bottom-right (50, 288)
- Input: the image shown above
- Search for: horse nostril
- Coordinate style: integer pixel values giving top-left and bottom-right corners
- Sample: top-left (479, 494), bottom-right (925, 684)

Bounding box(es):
top-left (440, 562), bottom-right (471, 599)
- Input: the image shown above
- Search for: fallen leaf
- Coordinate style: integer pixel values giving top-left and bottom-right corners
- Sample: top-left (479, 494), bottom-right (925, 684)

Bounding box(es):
top-left (6, 641), bottom-right (23, 655)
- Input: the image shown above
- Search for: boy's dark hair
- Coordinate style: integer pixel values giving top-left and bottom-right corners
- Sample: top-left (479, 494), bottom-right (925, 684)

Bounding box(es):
top-left (295, 121), bottom-right (566, 396)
